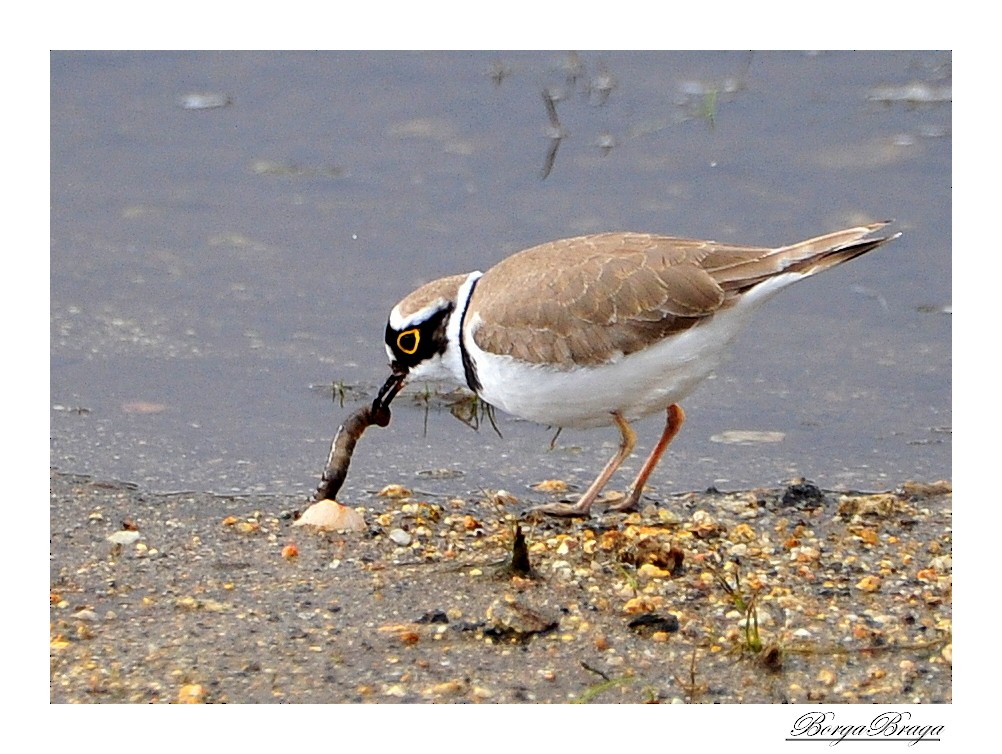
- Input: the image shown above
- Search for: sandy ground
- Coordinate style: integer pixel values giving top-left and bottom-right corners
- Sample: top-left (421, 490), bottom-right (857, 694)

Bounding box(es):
top-left (49, 470), bottom-right (951, 704)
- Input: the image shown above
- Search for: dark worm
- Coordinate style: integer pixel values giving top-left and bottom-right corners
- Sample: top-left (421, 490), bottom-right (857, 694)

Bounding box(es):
top-left (314, 372), bottom-right (405, 502)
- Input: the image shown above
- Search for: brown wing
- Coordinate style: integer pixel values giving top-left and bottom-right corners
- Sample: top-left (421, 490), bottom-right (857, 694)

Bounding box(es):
top-left (468, 224), bottom-right (892, 367)
top-left (468, 233), bottom-right (726, 367)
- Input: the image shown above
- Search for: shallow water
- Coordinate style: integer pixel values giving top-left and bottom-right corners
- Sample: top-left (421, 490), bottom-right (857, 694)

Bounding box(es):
top-left (50, 51), bottom-right (951, 500)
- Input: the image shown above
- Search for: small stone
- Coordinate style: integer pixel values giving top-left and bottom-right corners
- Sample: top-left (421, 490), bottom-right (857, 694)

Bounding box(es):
top-left (781, 480), bottom-right (825, 507)
top-left (106, 530), bottom-right (140, 545)
top-left (627, 613), bottom-right (680, 636)
top-left (730, 522), bottom-right (756, 540)
top-left (638, 563), bottom-right (672, 580)
top-left (389, 528), bottom-right (412, 546)
top-left (398, 631), bottom-right (420, 646)
top-left (690, 510), bottom-right (723, 538)
top-left (489, 490), bottom-right (519, 506)
top-left (484, 596), bottom-right (559, 640)
top-left (838, 493), bottom-right (903, 518)
top-left (898, 480), bottom-right (952, 498)
top-left (416, 610), bottom-right (449, 625)
top-left (817, 668), bottom-right (837, 686)
top-left (533, 479), bottom-right (569, 493)
top-left (177, 683), bottom-right (206, 703)
top-left (623, 596), bottom-right (664, 614)
top-left (378, 484), bottom-right (412, 498)
top-left (423, 679), bottom-right (466, 697)
top-left (855, 575), bottom-right (882, 592)
top-left (377, 623), bottom-right (421, 645)
top-left (790, 546), bottom-right (821, 563)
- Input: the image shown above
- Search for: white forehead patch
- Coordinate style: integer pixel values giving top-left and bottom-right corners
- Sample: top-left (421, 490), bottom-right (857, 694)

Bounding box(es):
top-left (387, 271), bottom-right (482, 331)
top-left (388, 299), bottom-right (451, 331)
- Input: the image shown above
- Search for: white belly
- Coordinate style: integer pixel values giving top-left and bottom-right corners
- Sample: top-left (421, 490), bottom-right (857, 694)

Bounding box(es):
top-left (464, 274), bottom-right (796, 429)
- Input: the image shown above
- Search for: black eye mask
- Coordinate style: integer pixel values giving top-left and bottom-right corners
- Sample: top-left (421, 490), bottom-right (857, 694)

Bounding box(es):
top-left (384, 303), bottom-right (453, 369)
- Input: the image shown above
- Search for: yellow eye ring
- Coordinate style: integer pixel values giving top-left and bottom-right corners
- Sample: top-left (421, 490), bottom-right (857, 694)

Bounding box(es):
top-left (397, 328), bottom-right (420, 355)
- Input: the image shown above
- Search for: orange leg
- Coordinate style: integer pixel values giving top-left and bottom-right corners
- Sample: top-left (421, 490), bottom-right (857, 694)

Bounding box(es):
top-left (531, 412), bottom-right (636, 518)
top-left (610, 404), bottom-right (685, 512)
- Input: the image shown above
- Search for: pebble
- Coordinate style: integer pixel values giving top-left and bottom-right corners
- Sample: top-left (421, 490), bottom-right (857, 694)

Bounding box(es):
top-left (489, 490), bottom-right (519, 506)
top-left (389, 529), bottom-right (412, 546)
top-left (107, 530), bottom-right (140, 545)
top-left (637, 563), bottom-right (673, 580)
top-left (485, 596), bottom-right (559, 638)
top-left (627, 613), bottom-right (680, 636)
top-left (856, 575), bottom-right (882, 593)
top-left (423, 679), bottom-right (466, 697)
top-left (533, 479), bottom-right (569, 493)
top-left (176, 683), bottom-right (207, 703)
top-left (378, 484), bottom-right (412, 499)
top-left (50, 471), bottom-right (952, 704)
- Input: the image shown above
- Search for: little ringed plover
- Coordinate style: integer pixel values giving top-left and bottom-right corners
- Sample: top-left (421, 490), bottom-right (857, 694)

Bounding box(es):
top-left (378, 222), bottom-right (898, 517)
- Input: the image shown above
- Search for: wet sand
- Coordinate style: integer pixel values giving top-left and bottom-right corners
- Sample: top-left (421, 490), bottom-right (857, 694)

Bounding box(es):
top-left (50, 470), bottom-right (951, 704)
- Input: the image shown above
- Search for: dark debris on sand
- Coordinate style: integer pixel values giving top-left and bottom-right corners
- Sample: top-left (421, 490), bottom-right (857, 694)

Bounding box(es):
top-left (50, 472), bottom-right (951, 703)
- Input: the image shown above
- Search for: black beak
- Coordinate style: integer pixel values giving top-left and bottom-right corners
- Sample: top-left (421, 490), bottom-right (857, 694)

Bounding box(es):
top-left (373, 368), bottom-right (407, 411)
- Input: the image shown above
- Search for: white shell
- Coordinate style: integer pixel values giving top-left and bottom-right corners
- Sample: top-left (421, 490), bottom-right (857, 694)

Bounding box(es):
top-left (292, 499), bottom-right (366, 532)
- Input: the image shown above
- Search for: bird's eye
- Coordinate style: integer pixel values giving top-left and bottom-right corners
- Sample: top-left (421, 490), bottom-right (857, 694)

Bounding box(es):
top-left (397, 328), bottom-right (420, 355)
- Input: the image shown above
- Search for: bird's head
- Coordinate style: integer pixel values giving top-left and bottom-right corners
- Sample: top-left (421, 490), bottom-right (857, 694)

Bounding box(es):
top-left (381, 271), bottom-right (481, 397)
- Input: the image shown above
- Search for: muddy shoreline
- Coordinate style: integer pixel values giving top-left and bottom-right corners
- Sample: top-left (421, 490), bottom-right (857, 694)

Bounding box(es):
top-left (49, 471), bottom-right (951, 704)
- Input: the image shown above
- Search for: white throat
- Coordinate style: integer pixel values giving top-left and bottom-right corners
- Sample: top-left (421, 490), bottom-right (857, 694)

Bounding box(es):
top-left (395, 270), bottom-right (482, 386)
top-left (442, 271), bottom-right (483, 385)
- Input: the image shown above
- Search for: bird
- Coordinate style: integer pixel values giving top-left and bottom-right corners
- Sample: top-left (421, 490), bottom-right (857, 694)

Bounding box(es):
top-left (379, 222), bottom-right (898, 517)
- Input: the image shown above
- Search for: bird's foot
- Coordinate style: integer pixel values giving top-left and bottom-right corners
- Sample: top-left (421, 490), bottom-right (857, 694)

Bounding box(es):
top-left (605, 492), bottom-right (641, 513)
top-left (527, 500), bottom-right (593, 519)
